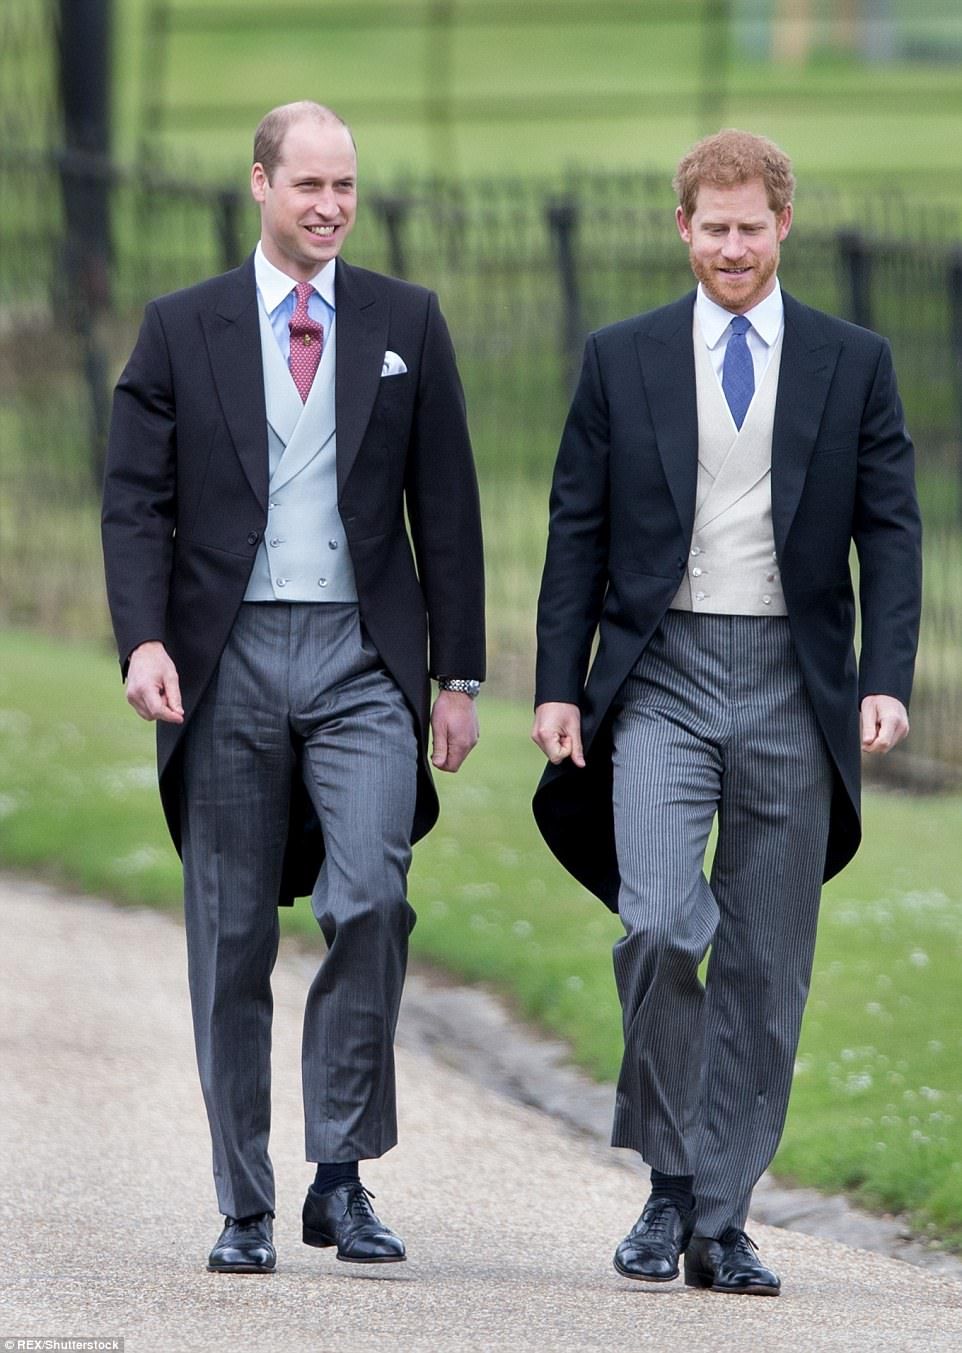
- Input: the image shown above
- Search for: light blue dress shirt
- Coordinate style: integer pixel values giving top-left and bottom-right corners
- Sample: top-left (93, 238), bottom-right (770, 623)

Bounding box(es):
top-left (254, 242), bottom-right (336, 361)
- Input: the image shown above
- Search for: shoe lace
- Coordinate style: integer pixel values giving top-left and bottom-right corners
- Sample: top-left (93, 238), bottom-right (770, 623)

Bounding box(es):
top-left (724, 1228), bottom-right (759, 1257)
top-left (345, 1184), bottom-right (378, 1220)
top-left (226, 1212), bottom-right (270, 1232)
top-left (639, 1199), bottom-right (679, 1239)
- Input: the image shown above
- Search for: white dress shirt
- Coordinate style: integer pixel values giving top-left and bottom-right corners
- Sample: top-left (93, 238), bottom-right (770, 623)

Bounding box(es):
top-left (695, 280), bottom-right (784, 392)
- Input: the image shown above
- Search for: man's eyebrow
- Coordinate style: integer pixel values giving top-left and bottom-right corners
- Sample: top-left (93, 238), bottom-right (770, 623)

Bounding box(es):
top-left (293, 174), bottom-right (356, 184)
top-left (700, 216), bottom-right (767, 227)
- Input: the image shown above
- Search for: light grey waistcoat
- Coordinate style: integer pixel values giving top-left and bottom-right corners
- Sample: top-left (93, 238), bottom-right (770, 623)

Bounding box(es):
top-left (670, 313), bottom-right (786, 616)
top-left (244, 296), bottom-right (358, 602)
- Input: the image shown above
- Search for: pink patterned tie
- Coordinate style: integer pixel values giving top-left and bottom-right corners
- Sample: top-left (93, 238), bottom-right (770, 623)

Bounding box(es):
top-left (288, 281), bottom-right (323, 402)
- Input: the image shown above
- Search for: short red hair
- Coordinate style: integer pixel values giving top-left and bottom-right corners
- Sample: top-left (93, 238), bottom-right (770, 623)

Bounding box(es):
top-left (673, 129), bottom-right (795, 219)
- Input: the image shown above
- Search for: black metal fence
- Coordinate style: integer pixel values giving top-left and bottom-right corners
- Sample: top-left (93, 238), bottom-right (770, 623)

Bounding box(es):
top-left (1, 151), bottom-right (959, 780)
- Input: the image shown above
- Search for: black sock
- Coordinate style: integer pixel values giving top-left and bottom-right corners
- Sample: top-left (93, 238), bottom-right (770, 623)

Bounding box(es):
top-left (311, 1161), bottom-right (360, 1195)
top-left (650, 1168), bottom-right (695, 1212)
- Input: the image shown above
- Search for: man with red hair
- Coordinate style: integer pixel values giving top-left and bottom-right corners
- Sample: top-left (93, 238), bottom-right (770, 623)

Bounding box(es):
top-left (533, 130), bottom-right (921, 1295)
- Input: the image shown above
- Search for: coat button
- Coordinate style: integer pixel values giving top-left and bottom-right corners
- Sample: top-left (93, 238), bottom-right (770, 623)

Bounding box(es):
top-left (318, 578), bottom-right (328, 587)
top-left (692, 567), bottom-right (702, 577)
top-left (247, 532), bottom-right (258, 545)
top-left (763, 595), bottom-right (772, 604)
top-left (329, 539), bottom-right (339, 550)
top-left (276, 578), bottom-right (287, 588)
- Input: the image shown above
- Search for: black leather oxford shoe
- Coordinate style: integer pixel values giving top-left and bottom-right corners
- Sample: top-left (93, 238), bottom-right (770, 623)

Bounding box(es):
top-left (207, 1213), bottom-right (276, 1274)
top-left (302, 1182), bottom-right (406, 1263)
top-left (613, 1198), bottom-right (695, 1282)
top-left (684, 1229), bottom-right (781, 1295)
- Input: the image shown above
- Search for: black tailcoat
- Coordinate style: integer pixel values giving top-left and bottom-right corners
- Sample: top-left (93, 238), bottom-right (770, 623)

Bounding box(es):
top-left (103, 254), bottom-right (485, 903)
top-left (533, 290), bottom-right (922, 908)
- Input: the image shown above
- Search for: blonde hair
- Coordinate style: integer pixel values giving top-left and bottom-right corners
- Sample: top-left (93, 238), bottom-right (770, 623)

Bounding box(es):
top-left (253, 101), bottom-right (354, 182)
top-left (673, 129), bottom-right (795, 219)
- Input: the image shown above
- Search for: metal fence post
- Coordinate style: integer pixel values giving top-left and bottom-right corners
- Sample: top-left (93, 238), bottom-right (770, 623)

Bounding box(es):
top-left (371, 195), bottom-right (410, 280)
top-left (948, 247), bottom-right (962, 527)
top-left (216, 188), bottom-right (245, 271)
top-left (58, 0), bottom-right (112, 279)
top-left (546, 197), bottom-right (583, 394)
top-left (837, 229), bottom-right (874, 329)
top-left (58, 0), bottom-right (113, 489)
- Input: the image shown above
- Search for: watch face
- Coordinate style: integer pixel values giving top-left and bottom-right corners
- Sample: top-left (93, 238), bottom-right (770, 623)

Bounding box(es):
top-left (441, 678), bottom-right (480, 697)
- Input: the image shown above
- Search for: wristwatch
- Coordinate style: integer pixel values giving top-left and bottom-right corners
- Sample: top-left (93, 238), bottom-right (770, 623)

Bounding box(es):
top-left (437, 677), bottom-right (482, 699)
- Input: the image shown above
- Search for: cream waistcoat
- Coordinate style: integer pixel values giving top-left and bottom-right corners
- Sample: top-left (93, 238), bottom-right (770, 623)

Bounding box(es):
top-left (670, 312), bottom-right (786, 616)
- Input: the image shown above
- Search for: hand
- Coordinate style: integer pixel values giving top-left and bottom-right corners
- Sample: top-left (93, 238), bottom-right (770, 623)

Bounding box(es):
top-left (125, 641), bottom-right (184, 724)
top-left (860, 694), bottom-right (909, 755)
top-left (430, 689), bottom-right (479, 772)
top-left (531, 701), bottom-right (585, 767)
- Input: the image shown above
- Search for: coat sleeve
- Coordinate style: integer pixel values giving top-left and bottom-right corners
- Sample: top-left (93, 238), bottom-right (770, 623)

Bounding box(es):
top-left (101, 301), bottom-right (177, 674)
top-left (534, 333), bottom-right (611, 707)
top-left (852, 338), bottom-right (923, 707)
top-left (404, 292), bottom-right (486, 680)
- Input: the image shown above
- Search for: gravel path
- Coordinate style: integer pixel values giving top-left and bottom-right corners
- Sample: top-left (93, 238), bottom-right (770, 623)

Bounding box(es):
top-left (2, 876), bottom-right (960, 1352)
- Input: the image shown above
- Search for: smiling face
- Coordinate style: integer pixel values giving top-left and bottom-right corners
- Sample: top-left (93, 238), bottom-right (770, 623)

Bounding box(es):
top-left (251, 118), bottom-right (357, 281)
top-left (676, 177), bottom-right (792, 314)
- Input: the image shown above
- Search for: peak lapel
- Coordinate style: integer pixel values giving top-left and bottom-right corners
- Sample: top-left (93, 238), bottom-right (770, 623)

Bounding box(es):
top-left (257, 298), bottom-right (304, 447)
top-left (201, 255), bottom-right (269, 510)
top-left (334, 259), bottom-right (389, 495)
top-left (771, 293), bottom-right (842, 551)
top-left (635, 294), bottom-right (698, 545)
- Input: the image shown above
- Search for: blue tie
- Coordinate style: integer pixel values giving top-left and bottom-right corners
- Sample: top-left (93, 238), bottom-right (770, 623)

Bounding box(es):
top-left (722, 315), bottom-right (754, 430)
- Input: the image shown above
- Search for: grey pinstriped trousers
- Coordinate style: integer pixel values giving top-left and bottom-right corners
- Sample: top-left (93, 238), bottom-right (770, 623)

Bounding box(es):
top-left (180, 603), bottom-right (418, 1220)
top-left (610, 610), bottom-right (833, 1237)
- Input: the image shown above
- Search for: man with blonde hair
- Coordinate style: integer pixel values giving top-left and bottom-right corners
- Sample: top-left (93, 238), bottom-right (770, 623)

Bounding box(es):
top-left (103, 101), bottom-right (484, 1273)
top-left (532, 129), bottom-right (921, 1294)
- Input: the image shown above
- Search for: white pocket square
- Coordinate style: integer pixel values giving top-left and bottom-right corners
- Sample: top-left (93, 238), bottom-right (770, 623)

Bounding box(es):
top-left (381, 350), bottom-right (408, 377)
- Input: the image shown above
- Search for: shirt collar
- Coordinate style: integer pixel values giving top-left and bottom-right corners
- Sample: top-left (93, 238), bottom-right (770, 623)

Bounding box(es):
top-left (254, 242), bottom-right (337, 313)
top-left (696, 278), bottom-right (783, 349)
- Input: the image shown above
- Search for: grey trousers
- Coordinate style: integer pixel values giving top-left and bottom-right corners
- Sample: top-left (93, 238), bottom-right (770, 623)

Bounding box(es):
top-left (180, 603), bottom-right (418, 1219)
top-left (610, 611), bottom-right (833, 1237)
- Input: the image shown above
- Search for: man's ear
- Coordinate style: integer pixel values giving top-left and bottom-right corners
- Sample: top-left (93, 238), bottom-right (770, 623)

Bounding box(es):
top-left (675, 205), bottom-right (692, 243)
top-left (250, 162), bottom-right (268, 205)
top-left (776, 202), bottom-right (793, 242)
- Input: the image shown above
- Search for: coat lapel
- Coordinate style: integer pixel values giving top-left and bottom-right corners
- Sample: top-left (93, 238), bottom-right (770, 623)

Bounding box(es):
top-left (334, 258), bottom-right (389, 495)
top-left (635, 292), bottom-right (699, 546)
top-left (771, 291), bottom-right (842, 551)
top-left (257, 295), bottom-right (304, 447)
top-left (201, 255), bottom-right (269, 510)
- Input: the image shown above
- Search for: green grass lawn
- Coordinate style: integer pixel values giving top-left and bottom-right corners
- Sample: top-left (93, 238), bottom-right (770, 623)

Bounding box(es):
top-left (105, 0), bottom-right (962, 198)
top-left (2, 627), bottom-right (960, 1249)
